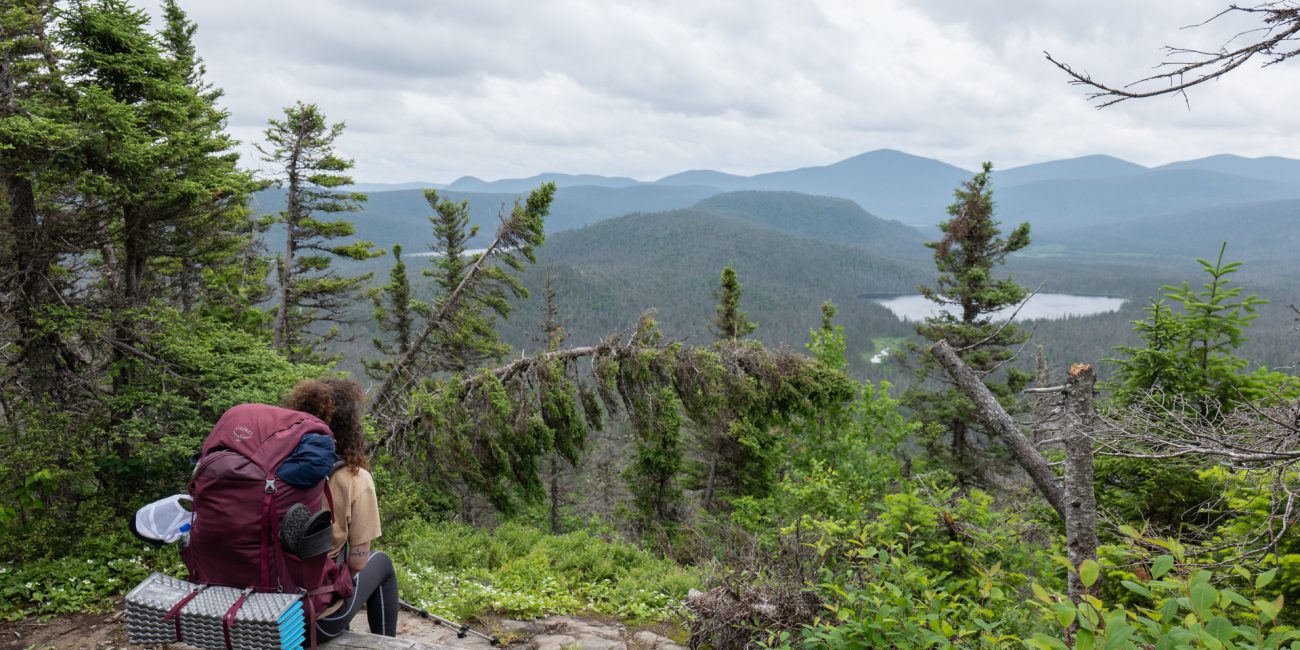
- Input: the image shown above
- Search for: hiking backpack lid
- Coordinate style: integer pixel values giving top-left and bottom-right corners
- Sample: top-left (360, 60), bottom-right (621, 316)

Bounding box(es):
top-left (200, 403), bottom-right (332, 472)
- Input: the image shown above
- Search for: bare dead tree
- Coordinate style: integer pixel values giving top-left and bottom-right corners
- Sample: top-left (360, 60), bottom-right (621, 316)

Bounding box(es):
top-left (1046, 3), bottom-right (1300, 107)
top-left (941, 336), bottom-right (1300, 584)
top-left (933, 341), bottom-right (1102, 602)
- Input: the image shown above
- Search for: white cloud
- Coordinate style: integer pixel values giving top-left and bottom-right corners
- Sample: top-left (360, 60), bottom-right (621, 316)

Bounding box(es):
top-left (138, 0), bottom-right (1300, 182)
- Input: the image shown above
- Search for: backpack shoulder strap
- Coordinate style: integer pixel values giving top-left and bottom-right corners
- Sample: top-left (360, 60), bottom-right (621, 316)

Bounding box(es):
top-left (328, 460), bottom-right (347, 477)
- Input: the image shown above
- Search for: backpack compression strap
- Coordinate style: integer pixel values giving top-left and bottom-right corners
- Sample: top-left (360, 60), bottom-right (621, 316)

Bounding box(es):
top-left (221, 587), bottom-right (253, 650)
top-left (260, 478), bottom-right (276, 588)
top-left (305, 584), bottom-right (338, 650)
top-left (162, 584), bottom-right (206, 642)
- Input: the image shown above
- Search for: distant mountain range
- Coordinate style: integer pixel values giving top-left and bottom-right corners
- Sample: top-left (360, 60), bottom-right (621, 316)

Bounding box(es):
top-left (312, 181), bottom-right (1296, 372)
top-left (336, 149), bottom-right (1300, 235)
top-left (259, 147), bottom-right (1300, 272)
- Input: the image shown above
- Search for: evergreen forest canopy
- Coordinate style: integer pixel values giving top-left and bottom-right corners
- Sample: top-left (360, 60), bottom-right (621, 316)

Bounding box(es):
top-left (2, 1), bottom-right (1300, 648)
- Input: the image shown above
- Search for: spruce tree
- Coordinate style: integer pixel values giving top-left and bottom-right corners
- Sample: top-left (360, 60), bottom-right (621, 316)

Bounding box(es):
top-left (58, 0), bottom-right (262, 479)
top-left (1099, 246), bottom-right (1296, 531)
top-left (60, 0), bottom-right (256, 309)
top-left (1, 0), bottom-right (271, 505)
top-left (151, 0), bottom-right (262, 315)
top-left (1111, 244), bottom-right (1285, 414)
top-left (365, 244), bottom-right (427, 380)
top-left (0, 0), bottom-right (72, 396)
top-left (368, 182), bottom-right (555, 432)
top-left (422, 190), bottom-right (510, 372)
top-left (712, 263), bottom-right (757, 341)
top-left (534, 266), bottom-right (570, 533)
top-left (260, 101), bottom-right (380, 362)
top-left (905, 162), bottom-right (1032, 486)
top-left (700, 264), bottom-right (765, 511)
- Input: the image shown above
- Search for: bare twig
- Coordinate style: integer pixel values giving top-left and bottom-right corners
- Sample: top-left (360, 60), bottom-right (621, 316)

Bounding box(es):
top-left (1046, 3), bottom-right (1300, 107)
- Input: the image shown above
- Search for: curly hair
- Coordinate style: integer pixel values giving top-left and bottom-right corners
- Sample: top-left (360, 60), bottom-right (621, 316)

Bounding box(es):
top-left (284, 378), bottom-right (369, 472)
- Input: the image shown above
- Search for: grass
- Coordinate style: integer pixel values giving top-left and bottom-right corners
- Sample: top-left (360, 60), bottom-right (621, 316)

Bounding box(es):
top-left (1, 516), bottom-right (700, 628)
top-left (389, 520), bottom-right (699, 624)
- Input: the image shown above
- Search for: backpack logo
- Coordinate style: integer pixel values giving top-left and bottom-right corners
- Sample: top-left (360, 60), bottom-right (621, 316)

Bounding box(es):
top-left (233, 426), bottom-right (254, 441)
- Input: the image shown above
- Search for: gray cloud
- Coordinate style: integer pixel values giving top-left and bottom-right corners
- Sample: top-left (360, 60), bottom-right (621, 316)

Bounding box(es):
top-left (138, 0), bottom-right (1300, 182)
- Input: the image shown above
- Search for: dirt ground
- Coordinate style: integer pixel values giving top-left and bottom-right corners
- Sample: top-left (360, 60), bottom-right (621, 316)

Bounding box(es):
top-left (0, 601), bottom-right (465, 650)
top-left (0, 603), bottom-right (467, 649)
top-left (0, 605), bottom-right (131, 650)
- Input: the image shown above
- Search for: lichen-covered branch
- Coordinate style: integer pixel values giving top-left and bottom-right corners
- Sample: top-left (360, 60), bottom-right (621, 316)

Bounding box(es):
top-left (386, 312), bottom-right (854, 518)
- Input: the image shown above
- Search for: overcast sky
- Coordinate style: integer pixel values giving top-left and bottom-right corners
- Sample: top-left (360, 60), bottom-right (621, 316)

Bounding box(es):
top-left (139, 0), bottom-right (1300, 183)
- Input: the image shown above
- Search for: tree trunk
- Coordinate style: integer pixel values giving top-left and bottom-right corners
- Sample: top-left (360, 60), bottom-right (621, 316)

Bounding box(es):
top-left (1062, 364), bottom-right (1100, 602)
top-left (274, 164), bottom-right (299, 355)
top-left (122, 206), bottom-right (146, 303)
top-left (702, 452), bottom-right (717, 512)
top-left (931, 341), bottom-right (1066, 517)
top-left (933, 341), bottom-right (1101, 604)
top-left (2, 172), bottom-right (61, 395)
top-left (549, 453), bottom-right (561, 534)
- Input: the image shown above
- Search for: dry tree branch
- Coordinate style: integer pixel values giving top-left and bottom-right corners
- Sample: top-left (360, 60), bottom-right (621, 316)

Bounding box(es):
top-left (1045, 3), bottom-right (1300, 107)
top-left (955, 282), bottom-right (1044, 355)
top-left (1089, 388), bottom-right (1300, 464)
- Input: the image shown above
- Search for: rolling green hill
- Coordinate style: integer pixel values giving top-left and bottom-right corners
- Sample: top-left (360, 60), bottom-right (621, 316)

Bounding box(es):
top-left (691, 190), bottom-right (929, 261)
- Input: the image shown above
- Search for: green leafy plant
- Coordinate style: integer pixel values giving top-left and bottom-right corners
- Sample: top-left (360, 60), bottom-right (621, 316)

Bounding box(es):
top-left (790, 531), bottom-right (1036, 649)
top-left (1027, 531), bottom-right (1300, 650)
top-left (0, 532), bottom-right (185, 621)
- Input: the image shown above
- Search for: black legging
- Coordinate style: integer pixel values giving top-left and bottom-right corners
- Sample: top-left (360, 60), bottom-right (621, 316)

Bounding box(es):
top-left (315, 551), bottom-right (399, 641)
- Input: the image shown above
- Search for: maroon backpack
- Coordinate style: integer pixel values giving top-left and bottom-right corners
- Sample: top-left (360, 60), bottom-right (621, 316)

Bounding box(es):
top-left (181, 403), bottom-right (355, 645)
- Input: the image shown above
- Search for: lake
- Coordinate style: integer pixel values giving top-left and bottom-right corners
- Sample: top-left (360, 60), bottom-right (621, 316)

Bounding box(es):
top-left (869, 293), bottom-right (1126, 322)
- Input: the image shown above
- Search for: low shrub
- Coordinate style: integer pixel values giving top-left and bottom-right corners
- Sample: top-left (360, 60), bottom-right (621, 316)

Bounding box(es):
top-left (390, 520), bottom-right (698, 623)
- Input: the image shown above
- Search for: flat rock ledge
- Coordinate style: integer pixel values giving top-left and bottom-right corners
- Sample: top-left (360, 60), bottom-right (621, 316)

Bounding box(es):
top-left (342, 612), bottom-right (686, 650)
top-left (147, 612), bottom-right (683, 649)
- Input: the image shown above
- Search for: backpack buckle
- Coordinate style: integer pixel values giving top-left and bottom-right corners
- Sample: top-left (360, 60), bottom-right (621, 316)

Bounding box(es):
top-left (264, 478), bottom-right (276, 494)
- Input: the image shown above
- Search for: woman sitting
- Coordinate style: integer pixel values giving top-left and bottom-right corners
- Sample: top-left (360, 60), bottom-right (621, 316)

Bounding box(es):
top-left (284, 378), bottom-right (399, 640)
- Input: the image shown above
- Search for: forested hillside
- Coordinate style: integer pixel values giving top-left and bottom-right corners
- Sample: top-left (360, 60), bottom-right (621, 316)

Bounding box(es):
top-left (1038, 198), bottom-right (1300, 263)
top-left (692, 190), bottom-right (928, 260)
top-left (495, 207), bottom-right (923, 361)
